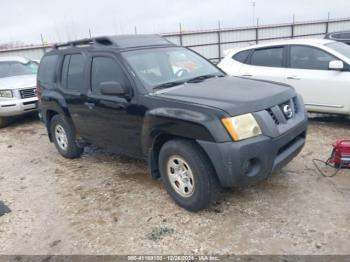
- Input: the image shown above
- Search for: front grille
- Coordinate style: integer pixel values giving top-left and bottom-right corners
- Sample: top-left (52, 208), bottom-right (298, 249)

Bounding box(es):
top-left (266, 108), bottom-right (280, 125)
top-left (20, 88), bottom-right (36, 99)
top-left (266, 97), bottom-right (298, 125)
top-left (293, 97), bottom-right (298, 113)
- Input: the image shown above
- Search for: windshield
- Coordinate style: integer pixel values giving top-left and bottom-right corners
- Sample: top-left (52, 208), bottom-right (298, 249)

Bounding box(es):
top-left (325, 42), bottom-right (350, 60)
top-left (122, 47), bottom-right (223, 90)
top-left (0, 61), bottom-right (38, 78)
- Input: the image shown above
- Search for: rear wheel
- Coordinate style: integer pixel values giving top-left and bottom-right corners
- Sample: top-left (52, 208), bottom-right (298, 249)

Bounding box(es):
top-left (50, 115), bottom-right (83, 158)
top-left (0, 117), bottom-right (9, 128)
top-left (159, 139), bottom-right (221, 212)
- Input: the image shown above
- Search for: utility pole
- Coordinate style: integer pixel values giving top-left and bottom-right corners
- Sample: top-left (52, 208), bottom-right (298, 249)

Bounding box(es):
top-left (40, 33), bottom-right (46, 53)
top-left (89, 28), bottom-right (92, 38)
top-left (40, 34), bottom-right (45, 46)
top-left (134, 26), bottom-right (137, 35)
top-left (326, 12), bottom-right (331, 34)
top-left (252, 2), bottom-right (256, 26)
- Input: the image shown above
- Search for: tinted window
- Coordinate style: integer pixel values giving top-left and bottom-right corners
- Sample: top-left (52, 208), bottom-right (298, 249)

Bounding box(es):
top-left (38, 55), bottom-right (58, 83)
top-left (332, 32), bottom-right (350, 39)
top-left (61, 55), bottom-right (70, 88)
top-left (122, 47), bottom-right (222, 89)
top-left (326, 42), bottom-right (350, 59)
top-left (67, 54), bottom-right (85, 91)
top-left (91, 57), bottom-right (127, 94)
top-left (290, 46), bottom-right (335, 70)
top-left (232, 50), bottom-right (250, 63)
top-left (251, 47), bottom-right (284, 67)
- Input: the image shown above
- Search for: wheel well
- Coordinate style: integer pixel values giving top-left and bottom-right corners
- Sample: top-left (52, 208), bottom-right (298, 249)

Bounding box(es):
top-left (149, 134), bottom-right (216, 181)
top-left (149, 134), bottom-right (175, 179)
top-left (45, 110), bottom-right (59, 140)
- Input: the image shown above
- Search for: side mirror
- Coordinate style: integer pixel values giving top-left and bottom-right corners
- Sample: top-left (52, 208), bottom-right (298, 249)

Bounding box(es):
top-left (329, 60), bottom-right (344, 71)
top-left (100, 81), bottom-right (126, 96)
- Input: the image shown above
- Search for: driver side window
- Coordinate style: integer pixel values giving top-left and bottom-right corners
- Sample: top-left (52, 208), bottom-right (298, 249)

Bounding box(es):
top-left (91, 57), bottom-right (128, 95)
top-left (290, 46), bottom-right (336, 70)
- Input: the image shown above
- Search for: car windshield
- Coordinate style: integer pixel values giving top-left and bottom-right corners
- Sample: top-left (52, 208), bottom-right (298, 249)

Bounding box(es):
top-left (121, 47), bottom-right (223, 90)
top-left (325, 42), bottom-right (350, 60)
top-left (0, 61), bottom-right (38, 78)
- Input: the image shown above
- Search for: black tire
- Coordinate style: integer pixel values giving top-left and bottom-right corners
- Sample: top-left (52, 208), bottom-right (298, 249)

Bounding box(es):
top-left (159, 139), bottom-right (221, 212)
top-left (50, 115), bottom-right (83, 158)
top-left (0, 117), bottom-right (9, 128)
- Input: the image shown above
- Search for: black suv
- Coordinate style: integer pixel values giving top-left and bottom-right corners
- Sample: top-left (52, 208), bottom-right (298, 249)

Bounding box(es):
top-left (38, 35), bottom-right (308, 211)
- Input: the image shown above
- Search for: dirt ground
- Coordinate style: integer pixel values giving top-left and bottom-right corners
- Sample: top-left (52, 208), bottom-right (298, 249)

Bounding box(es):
top-left (0, 114), bottom-right (349, 255)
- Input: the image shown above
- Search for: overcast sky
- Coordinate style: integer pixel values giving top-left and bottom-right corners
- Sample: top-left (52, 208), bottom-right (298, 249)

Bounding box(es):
top-left (1, 0), bottom-right (349, 45)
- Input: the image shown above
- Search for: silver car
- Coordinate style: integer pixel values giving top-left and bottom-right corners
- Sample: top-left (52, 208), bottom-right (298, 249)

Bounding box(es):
top-left (0, 56), bottom-right (38, 127)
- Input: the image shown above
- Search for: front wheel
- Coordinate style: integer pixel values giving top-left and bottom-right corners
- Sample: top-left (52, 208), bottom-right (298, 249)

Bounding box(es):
top-left (159, 139), bottom-right (221, 212)
top-left (50, 115), bottom-right (83, 158)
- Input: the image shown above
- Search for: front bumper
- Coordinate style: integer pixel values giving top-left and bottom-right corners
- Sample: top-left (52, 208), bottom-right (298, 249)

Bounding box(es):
top-left (197, 119), bottom-right (307, 187)
top-left (0, 97), bottom-right (38, 117)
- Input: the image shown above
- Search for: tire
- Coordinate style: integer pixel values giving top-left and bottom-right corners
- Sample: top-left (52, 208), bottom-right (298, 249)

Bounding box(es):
top-left (159, 139), bottom-right (221, 212)
top-left (0, 117), bottom-right (9, 128)
top-left (50, 115), bottom-right (83, 159)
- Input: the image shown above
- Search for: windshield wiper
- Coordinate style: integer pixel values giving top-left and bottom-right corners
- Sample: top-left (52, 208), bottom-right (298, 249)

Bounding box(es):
top-left (186, 74), bottom-right (223, 83)
top-left (153, 81), bottom-right (185, 90)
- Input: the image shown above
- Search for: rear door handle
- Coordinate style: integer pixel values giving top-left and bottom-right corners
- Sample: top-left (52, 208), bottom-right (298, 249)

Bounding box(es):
top-left (84, 102), bottom-right (95, 109)
top-left (287, 75), bottom-right (301, 80)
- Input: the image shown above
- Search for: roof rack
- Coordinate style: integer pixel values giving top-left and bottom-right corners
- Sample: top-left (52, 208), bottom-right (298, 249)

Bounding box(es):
top-left (53, 37), bottom-right (113, 49)
top-left (53, 35), bottom-right (175, 50)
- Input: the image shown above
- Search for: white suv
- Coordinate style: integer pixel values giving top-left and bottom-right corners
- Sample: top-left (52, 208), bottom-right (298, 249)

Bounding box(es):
top-left (218, 39), bottom-right (350, 115)
top-left (0, 57), bottom-right (39, 127)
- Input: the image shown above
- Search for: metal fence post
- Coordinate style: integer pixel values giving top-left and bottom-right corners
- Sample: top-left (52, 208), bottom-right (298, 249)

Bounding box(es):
top-left (291, 15), bottom-right (295, 38)
top-left (326, 12), bottom-right (330, 34)
top-left (179, 23), bottom-right (183, 46)
top-left (218, 20), bottom-right (221, 62)
top-left (256, 18), bottom-right (259, 44)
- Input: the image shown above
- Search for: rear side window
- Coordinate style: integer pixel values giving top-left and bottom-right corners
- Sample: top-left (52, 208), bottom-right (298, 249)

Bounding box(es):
top-left (232, 50), bottom-right (250, 64)
top-left (290, 46), bottom-right (335, 70)
top-left (67, 54), bottom-right (85, 91)
top-left (38, 55), bottom-right (58, 84)
top-left (91, 57), bottom-right (127, 94)
top-left (250, 47), bottom-right (284, 67)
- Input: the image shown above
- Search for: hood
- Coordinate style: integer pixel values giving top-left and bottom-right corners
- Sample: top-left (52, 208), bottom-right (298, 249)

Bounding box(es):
top-left (0, 74), bottom-right (37, 90)
top-left (155, 76), bottom-right (296, 116)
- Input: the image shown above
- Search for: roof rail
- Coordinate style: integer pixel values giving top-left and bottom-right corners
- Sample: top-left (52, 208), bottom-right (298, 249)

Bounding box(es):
top-left (53, 37), bottom-right (113, 49)
top-left (52, 35), bottom-right (174, 50)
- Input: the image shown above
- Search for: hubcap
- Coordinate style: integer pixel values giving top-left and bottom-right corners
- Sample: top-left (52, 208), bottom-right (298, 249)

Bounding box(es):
top-left (55, 125), bottom-right (68, 151)
top-left (166, 156), bottom-right (195, 198)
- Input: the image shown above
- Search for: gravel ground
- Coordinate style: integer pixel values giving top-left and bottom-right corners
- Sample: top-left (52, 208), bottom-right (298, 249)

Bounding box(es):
top-left (0, 114), bottom-right (349, 255)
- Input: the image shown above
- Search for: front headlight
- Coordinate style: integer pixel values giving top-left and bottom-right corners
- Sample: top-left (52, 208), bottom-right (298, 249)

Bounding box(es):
top-left (0, 90), bottom-right (13, 98)
top-left (221, 113), bottom-right (262, 141)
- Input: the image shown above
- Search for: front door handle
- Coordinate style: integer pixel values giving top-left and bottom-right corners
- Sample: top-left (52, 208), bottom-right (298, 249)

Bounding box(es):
top-left (84, 102), bottom-right (95, 109)
top-left (287, 75), bottom-right (301, 80)
top-left (242, 73), bottom-right (253, 77)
